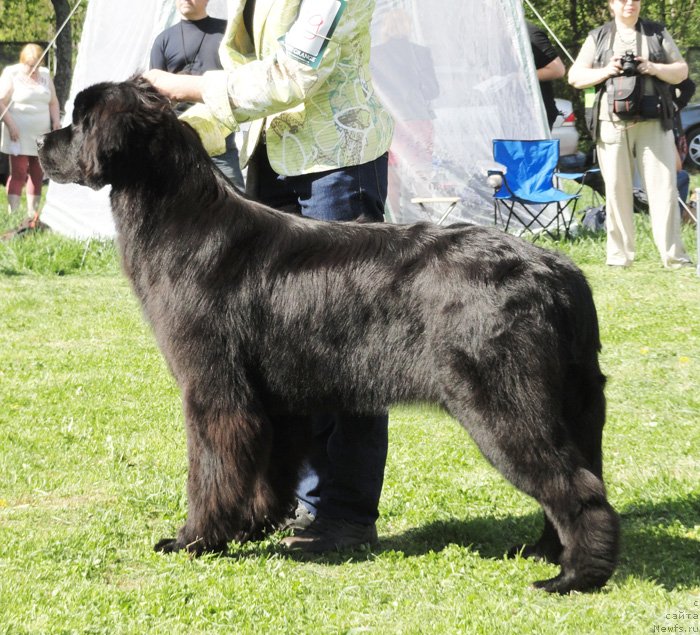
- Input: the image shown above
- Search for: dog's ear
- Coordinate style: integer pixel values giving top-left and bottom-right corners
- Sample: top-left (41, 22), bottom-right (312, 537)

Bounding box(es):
top-left (78, 104), bottom-right (123, 189)
top-left (75, 80), bottom-right (174, 189)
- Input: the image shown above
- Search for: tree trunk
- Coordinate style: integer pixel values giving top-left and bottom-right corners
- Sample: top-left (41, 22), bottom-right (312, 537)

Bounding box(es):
top-left (51, 0), bottom-right (73, 112)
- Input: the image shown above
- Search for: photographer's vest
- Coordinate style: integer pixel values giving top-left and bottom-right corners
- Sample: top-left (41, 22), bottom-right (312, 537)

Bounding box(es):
top-left (586, 19), bottom-right (675, 141)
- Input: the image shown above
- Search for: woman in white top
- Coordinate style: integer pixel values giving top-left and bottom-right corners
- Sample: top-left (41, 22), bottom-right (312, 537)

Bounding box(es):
top-left (0, 43), bottom-right (61, 223)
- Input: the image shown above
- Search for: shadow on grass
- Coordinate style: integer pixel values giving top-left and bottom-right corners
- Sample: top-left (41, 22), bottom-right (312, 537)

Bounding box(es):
top-left (230, 495), bottom-right (699, 591)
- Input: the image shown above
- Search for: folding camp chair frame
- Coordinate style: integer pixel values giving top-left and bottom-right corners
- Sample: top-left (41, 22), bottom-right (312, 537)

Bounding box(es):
top-left (493, 184), bottom-right (578, 239)
top-left (490, 139), bottom-right (595, 240)
top-left (410, 196), bottom-right (462, 225)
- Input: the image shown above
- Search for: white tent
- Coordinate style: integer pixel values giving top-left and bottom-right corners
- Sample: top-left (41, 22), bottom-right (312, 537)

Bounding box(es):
top-left (41, 0), bottom-right (547, 238)
top-left (40, 0), bottom-right (227, 238)
top-left (371, 0), bottom-right (548, 225)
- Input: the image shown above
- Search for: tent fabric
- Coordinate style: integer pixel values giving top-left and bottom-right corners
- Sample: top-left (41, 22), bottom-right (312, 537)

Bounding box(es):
top-left (370, 0), bottom-right (549, 225)
top-left (40, 0), bottom-right (227, 239)
top-left (41, 0), bottom-right (547, 238)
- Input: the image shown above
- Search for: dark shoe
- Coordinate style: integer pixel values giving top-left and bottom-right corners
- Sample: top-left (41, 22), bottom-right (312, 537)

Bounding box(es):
top-left (280, 516), bottom-right (378, 553)
top-left (1, 215), bottom-right (48, 241)
top-left (279, 501), bottom-right (315, 532)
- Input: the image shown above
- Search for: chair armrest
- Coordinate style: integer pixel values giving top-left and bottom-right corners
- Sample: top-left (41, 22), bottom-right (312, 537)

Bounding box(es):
top-left (486, 170), bottom-right (504, 190)
top-left (476, 160), bottom-right (506, 176)
top-left (555, 167), bottom-right (601, 181)
top-left (555, 171), bottom-right (584, 181)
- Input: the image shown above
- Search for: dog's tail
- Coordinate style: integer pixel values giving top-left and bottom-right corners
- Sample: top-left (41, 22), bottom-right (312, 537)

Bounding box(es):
top-left (556, 260), bottom-right (607, 474)
top-left (548, 260), bottom-right (619, 593)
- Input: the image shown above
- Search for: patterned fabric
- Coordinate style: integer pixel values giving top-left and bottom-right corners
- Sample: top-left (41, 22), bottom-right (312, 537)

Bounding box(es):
top-left (181, 0), bottom-right (394, 175)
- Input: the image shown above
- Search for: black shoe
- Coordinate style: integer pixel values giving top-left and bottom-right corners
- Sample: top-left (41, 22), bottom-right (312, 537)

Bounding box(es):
top-left (279, 501), bottom-right (316, 532)
top-left (280, 516), bottom-right (378, 553)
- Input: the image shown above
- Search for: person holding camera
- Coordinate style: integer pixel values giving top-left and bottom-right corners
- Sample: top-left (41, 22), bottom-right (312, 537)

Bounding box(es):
top-left (145, 0), bottom-right (394, 554)
top-left (568, 0), bottom-right (691, 269)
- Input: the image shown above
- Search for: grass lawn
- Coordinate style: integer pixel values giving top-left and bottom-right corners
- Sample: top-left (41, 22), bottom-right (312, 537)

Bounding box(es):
top-left (0, 188), bottom-right (698, 634)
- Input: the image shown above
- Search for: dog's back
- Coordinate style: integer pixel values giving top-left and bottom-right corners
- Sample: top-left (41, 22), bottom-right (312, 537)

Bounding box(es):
top-left (37, 78), bottom-right (618, 593)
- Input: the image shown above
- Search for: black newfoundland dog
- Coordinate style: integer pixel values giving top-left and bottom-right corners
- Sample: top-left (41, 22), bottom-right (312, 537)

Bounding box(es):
top-left (38, 78), bottom-right (619, 594)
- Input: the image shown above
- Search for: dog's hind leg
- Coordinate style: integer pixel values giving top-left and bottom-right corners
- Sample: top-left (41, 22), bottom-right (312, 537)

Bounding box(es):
top-left (508, 513), bottom-right (563, 564)
top-left (441, 362), bottom-right (619, 593)
top-left (155, 390), bottom-right (286, 554)
top-left (506, 360), bottom-right (612, 568)
top-left (524, 360), bottom-right (619, 593)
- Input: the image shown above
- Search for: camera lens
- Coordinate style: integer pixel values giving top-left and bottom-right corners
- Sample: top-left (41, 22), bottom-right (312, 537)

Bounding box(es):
top-left (621, 50), bottom-right (638, 76)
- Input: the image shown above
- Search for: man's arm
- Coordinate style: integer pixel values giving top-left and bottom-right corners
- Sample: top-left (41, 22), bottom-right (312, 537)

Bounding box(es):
top-left (145, 0), bottom-right (368, 128)
top-left (149, 33), bottom-right (167, 71)
top-left (143, 70), bottom-right (204, 101)
top-left (537, 56), bottom-right (565, 82)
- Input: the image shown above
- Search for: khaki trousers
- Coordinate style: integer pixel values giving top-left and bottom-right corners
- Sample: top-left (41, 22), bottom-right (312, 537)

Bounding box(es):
top-left (596, 119), bottom-right (690, 267)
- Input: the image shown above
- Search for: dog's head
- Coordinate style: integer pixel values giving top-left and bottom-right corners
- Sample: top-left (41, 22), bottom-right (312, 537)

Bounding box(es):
top-left (38, 77), bottom-right (195, 191)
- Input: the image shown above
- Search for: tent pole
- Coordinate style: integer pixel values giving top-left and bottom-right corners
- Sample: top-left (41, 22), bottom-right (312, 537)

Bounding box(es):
top-left (0, 0), bottom-right (84, 122)
top-left (522, 0), bottom-right (575, 63)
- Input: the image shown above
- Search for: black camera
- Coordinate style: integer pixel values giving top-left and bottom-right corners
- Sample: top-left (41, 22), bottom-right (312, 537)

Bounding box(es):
top-left (620, 50), bottom-right (639, 76)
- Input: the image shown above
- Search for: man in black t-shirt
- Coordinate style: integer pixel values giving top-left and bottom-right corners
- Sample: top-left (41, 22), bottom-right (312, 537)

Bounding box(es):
top-left (527, 22), bottom-right (565, 130)
top-left (150, 0), bottom-right (243, 188)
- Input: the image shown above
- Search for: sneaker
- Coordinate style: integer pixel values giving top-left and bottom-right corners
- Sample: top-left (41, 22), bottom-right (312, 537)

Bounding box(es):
top-left (280, 516), bottom-right (378, 553)
top-left (279, 501), bottom-right (315, 532)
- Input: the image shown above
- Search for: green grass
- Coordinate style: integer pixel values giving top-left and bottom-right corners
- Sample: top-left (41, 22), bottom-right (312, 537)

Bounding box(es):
top-left (0, 188), bottom-right (699, 634)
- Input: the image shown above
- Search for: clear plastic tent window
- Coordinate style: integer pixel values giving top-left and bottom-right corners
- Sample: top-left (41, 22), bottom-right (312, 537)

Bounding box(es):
top-left (370, 0), bottom-right (548, 225)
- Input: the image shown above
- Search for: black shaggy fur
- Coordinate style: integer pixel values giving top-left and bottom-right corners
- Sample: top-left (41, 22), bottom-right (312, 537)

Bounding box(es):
top-left (38, 78), bottom-right (619, 593)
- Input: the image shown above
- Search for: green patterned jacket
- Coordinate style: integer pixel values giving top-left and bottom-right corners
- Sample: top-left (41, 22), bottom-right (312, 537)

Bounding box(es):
top-left (181, 0), bottom-right (394, 176)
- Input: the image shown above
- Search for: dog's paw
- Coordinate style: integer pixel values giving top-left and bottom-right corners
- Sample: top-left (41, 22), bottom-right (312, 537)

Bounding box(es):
top-left (154, 536), bottom-right (227, 556)
top-left (533, 571), bottom-right (599, 594)
top-left (154, 537), bottom-right (184, 553)
top-left (532, 573), bottom-right (577, 595)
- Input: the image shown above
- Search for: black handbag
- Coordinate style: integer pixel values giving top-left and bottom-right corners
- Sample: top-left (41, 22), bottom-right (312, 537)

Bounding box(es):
top-left (608, 74), bottom-right (643, 118)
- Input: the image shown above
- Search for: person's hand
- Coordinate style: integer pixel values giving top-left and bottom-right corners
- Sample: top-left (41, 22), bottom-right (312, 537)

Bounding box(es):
top-left (604, 56), bottom-right (623, 80)
top-left (51, 121), bottom-right (61, 131)
top-left (8, 124), bottom-right (19, 141)
top-left (142, 69), bottom-right (205, 103)
top-left (635, 56), bottom-right (657, 76)
top-left (142, 69), bottom-right (174, 96)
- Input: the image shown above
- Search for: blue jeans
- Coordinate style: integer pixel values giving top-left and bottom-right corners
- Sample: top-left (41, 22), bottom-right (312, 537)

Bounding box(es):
top-left (247, 145), bottom-right (389, 525)
top-left (211, 134), bottom-right (244, 190)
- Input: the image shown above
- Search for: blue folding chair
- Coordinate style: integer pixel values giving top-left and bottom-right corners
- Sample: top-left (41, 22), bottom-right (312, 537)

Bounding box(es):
top-left (491, 139), bottom-right (586, 239)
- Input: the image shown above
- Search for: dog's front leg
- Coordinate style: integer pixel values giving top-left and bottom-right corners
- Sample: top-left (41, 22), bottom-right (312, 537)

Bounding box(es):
top-left (155, 392), bottom-right (275, 555)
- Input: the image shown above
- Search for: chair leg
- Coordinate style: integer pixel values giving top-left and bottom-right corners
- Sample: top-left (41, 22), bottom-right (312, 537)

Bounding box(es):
top-left (494, 201), bottom-right (505, 226)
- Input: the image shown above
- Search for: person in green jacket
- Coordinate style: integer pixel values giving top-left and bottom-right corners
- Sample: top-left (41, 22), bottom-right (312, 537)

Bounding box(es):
top-left (144, 0), bottom-right (394, 552)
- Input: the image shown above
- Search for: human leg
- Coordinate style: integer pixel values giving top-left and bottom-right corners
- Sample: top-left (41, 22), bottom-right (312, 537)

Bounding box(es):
top-left (7, 193), bottom-right (21, 214)
top-left (294, 154), bottom-right (388, 222)
top-left (267, 155), bottom-right (389, 549)
top-left (596, 121), bottom-right (636, 266)
top-left (247, 148), bottom-right (390, 542)
top-left (26, 156), bottom-right (44, 218)
top-left (638, 123), bottom-right (690, 267)
top-left (211, 134), bottom-right (244, 190)
top-left (284, 411), bottom-right (386, 552)
top-left (292, 154), bottom-right (389, 518)
top-left (296, 412), bottom-right (388, 524)
top-left (7, 154), bottom-right (29, 213)
top-left (245, 144), bottom-right (299, 211)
